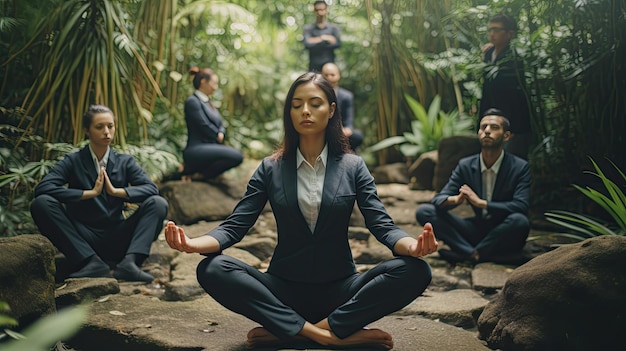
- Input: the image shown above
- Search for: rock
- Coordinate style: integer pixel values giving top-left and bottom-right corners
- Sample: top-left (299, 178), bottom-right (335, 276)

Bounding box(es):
top-left (55, 278), bottom-right (120, 307)
top-left (477, 235), bottom-right (626, 351)
top-left (372, 162), bottom-right (409, 184)
top-left (471, 262), bottom-right (515, 293)
top-left (159, 181), bottom-right (240, 225)
top-left (0, 234), bottom-right (57, 326)
top-left (408, 150), bottom-right (438, 190)
top-left (398, 289), bottom-right (490, 329)
top-left (433, 135), bottom-right (480, 191)
top-left (67, 294), bottom-right (491, 351)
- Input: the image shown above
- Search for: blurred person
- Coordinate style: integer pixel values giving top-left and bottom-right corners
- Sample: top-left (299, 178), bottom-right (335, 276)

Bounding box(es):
top-left (321, 62), bottom-right (364, 152)
top-left (181, 67), bottom-right (243, 181)
top-left (303, 0), bottom-right (341, 72)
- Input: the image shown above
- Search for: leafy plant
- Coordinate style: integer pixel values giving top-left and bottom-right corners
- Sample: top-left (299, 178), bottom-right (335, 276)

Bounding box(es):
top-left (367, 94), bottom-right (473, 159)
top-left (0, 302), bottom-right (86, 351)
top-left (544, 158), bottom-right (626, 240)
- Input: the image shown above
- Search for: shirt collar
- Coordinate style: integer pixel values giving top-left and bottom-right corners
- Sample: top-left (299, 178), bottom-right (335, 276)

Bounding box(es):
top-left (296, 144), bottom-right (328, 169)
top-left (480, 151), bottom-right (505, 174)
top-left (194, 90), bottom-right (210, 103)
top-left (89, 144), bottom-right (110, 169)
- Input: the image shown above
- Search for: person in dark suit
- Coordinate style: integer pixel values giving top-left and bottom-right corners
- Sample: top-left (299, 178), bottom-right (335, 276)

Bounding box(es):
top-left (165, 72), bottom-right (438, 349)
top-left (303, 1), bottom-right (341, 72)
top-left (479, 13), bottom-right (531, 159)
top-left (182, 67), bottom-right (243, 181)
top-left (321, 62), bottom-right (364, 152)
top-left (30, 105), bottom-right (168, 282)
top-left (416, 108), bottom-right (530, 264)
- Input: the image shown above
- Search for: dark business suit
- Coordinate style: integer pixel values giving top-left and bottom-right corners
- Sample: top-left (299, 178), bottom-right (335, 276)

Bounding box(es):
top-left (303, 22), bottom-right (341, 71)
top-left (336, 87), bottom-right (363, 151)
top-left (479, 45), bottom-right (531, 159)
top-left (197, 152), bottom-right (432, 339)
top-left (183, 92), bottom-right (243, 178)
top-left (30, 146), bottom-right (168, 266)
top-left (415, 152), bottom-right (530, 259)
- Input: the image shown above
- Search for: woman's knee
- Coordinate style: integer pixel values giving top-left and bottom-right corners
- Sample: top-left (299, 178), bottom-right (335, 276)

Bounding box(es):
top-left (30, 194), bottom-right (60, 217)
top-left (196, 254), bottom-right (234, 289)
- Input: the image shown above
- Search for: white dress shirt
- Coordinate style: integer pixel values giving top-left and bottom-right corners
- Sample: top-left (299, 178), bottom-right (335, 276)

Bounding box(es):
top-left (480, 151), bottom-right (505, 215)
top-left (296, 145), bottom-right (328, 233)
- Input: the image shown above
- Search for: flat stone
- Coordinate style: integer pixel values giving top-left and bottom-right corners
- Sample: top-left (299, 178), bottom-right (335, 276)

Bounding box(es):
top-left (471, 263), bottom-right (515, 292)
top-left (397, 289), bottom-right (490, 329)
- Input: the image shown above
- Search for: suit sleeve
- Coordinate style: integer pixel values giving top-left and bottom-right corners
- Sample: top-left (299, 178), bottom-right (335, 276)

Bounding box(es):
top-left (184, 97), bottom-right (220, 143)
top-left (431, 163), bottom-right (466, 209)
top-left (33, 155), bottom-right (84, 203)
top-left (206, 159), bottom-right (269, 249)
top-left (120, 155), bottom-right (159, 203)
top-left (340, 89), bottom-right (354, 129)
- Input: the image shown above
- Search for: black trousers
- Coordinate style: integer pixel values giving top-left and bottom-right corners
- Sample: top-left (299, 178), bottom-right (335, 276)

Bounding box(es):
top-left (197, 254), bottom-right (432, 339)
top-left (30, 194), bottom-right (168, 266)
top-left (183, 143), bottom-right (243, 179)
top-left (415, 203), bottom-right (529, 258)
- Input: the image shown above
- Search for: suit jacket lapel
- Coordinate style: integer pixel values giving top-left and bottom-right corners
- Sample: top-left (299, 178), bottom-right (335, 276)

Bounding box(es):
top-left (79, 147), bottom-right (98, 181)
top-left (281, 154), bottom-right (304, 222)
top-left (492, 153), bottom-right (511, 199)
top-left (314, 154), bottom-right (342, 234)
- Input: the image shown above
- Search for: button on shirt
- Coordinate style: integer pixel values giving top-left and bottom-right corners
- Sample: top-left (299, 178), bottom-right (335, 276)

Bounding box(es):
top-left (480, 151), bottom-right (505, 216)
top-left (296, 145), bottom-right (328, 234)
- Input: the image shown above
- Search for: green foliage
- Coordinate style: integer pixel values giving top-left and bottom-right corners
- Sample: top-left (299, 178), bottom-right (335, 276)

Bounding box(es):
top-left (544, 158), bottom-right (626, 240)
top-left (367, 95), bottom-right (473, 158)
top-left (0, 303), bottom-right (87, 351)
top-left (116, 144), bottom-right (181, 182)
top-left (0, 301), bottom-right (18, 328)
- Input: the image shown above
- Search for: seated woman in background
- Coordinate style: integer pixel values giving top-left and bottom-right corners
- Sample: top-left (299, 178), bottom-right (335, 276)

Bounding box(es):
top-left (181, 67), bottom-right (243, 181)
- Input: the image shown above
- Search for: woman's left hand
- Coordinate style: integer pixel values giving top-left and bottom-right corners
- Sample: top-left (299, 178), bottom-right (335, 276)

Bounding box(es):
top-left (408, 222), bottom-right (438, 257)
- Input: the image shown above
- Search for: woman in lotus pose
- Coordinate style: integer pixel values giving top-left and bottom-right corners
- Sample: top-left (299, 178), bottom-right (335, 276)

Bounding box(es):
top-left (165, 72), bottom-right (437, 349)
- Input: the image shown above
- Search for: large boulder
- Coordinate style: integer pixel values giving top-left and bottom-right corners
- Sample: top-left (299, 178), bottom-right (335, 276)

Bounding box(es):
top-left (477, 235), bottom-right (626, 350)
top-left (0, 234), bottom-right (57, 326)
top-left (160, 181), bottom-right (241, 225)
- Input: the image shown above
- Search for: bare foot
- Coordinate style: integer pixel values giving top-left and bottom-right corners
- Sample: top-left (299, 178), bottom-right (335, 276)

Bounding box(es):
top-left (245, 327), bottom-right (307, 349)
top-left (246, 325), bottom-right (393, 350)
top-left (322, 328), bottom-right (393, 349)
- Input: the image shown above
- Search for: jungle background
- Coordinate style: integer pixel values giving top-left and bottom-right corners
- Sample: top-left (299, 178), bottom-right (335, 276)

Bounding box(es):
top-left (1, 0), bottom-right (624, 238)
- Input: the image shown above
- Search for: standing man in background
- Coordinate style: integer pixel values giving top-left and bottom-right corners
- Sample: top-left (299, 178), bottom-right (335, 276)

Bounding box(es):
top-left (322, 62), bottom-right (364, 152)
top-left (303, 1), bottom-right (341, 72)
top-left (479, 13), bottom-right (531, 160)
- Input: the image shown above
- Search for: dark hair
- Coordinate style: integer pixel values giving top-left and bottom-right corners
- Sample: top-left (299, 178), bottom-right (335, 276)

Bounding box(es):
top-left (272, 72), bottom-right (350, 160)
top-left (82, 104), bottom-right (114, 130)
top-left (189, 67), bottom-right (214, 89)
top-left (481, 108), bottom-right (511, 132)
top-left (489, 13), bottom-right (517, 32)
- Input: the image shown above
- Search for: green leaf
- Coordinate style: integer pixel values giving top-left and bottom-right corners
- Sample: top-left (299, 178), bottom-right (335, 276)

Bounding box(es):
top-left (1, 305), bottom-right (87, 351)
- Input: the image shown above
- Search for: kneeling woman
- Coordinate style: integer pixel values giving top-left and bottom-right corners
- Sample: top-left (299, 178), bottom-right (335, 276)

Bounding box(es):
top-left (165, 72), bottom-right (437, 349)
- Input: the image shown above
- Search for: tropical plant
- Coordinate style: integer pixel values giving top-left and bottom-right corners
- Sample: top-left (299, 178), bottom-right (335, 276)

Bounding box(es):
top-left (544, 158), bottom-right (626, 240)
top-left (0, 302), bottom-right (86, 351)
top-left (367, 95), bottom-right (473, 159)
